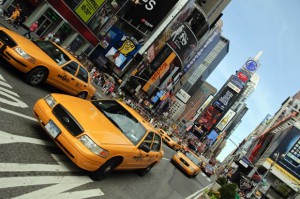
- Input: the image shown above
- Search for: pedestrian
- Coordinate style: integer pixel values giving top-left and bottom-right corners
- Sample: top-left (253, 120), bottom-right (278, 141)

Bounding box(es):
top-left (5, 7), bottom-right (21, 24)
top-left (53, 36), bottom-right (60, 44)
top-left (23, 21), bottom-right (38, 39)
top-left (44, 32), bottom-right (55, 41)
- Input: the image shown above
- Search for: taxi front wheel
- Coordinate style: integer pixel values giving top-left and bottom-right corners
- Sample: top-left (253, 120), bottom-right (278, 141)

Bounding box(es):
top-left (89, 157), bottom-right (122, 181)
top-left (25, 67), bottom-right (48, 86)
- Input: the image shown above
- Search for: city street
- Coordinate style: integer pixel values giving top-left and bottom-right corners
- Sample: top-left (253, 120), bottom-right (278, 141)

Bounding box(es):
top-left (0, 60), bottom-right (212, 198)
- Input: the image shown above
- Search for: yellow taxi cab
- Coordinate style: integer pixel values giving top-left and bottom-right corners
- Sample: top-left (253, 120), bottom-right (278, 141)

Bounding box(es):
top-left (33, 93), bottom-right (164, 180)
top-left (0, 26), bottom-right (96, 99)
top-left (171, 150), bottom-right (202, 177)
top-left (159, 129), bottom-right (183, 151)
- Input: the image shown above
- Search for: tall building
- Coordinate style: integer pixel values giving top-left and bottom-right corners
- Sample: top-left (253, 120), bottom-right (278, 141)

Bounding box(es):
top-left (168, 35), bottom-right (230, 122)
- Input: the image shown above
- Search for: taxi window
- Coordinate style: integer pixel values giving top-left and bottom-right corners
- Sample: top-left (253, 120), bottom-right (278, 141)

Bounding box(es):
top-left (62, 61), bottom-right (78, 75)
top-left (152, 133), bottom-right (161, 152)
top-left (33, 40), bottom-right (70, 65)
top-left (77, 66), bottom-right (88, 83)
top-left (142, 132), bottom-right (154, 149)
top-left (92, 100), bottom-right (147, 145)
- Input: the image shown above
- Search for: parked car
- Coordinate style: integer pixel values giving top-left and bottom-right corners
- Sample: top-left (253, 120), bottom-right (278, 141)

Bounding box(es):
top-left (171, 150), bottom-right (202, 177)
top-left (0, 26), bottom-right (96, 99)
top-left (33, 94), bottom-right (164, 180)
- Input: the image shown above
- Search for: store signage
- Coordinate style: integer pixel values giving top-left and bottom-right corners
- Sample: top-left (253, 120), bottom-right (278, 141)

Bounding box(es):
top-left (123, 0), bottom-right (178, 31)
top-left (231, 75), bottom-right (246, 90)
top-left (228, 82), bottom-right (241, 93)
top-left (237, 71), bottom-right (249, 83)
top-left (243, 59), bottom-right (259, 74)
top-left (167, 23), bottom-right (198, 63)
top-left (75, 0), bottom-right (105, 22)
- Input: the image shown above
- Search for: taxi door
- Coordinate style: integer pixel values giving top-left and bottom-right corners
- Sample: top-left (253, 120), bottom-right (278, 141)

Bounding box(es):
top-left (54, 61), bottom-right (79, 95)
top-left (125, 131), bottom-right (155, 169)
top-left (73, 65), bottom-right (90, 94)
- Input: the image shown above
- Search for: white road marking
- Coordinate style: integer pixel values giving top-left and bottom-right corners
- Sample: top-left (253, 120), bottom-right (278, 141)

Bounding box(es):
top-left (0, 107), bottom-right (36, 121)
top-left (162, 157), bottom-right (170, 161)
top-left (0, 130), bottom-right (54, 146)
top-left (47, 189), bottom-right (104, 199)
top-left (0, 74), bottom-right (28, 108)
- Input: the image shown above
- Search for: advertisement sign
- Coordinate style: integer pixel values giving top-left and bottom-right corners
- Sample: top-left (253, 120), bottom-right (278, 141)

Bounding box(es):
top-left (198, 105), bottom-right (222, 132)
top-left (75, 0), bottom-right (105, 22)
top-left (175, 89), bottom-right (191, 104)
top-left (237, 71), bottom-right (249, 83)
top-left (167, 23), bottom-right (198, 63)
top-left (215, 109), bottom-right (236, 131)
top-left (197, 95), bottom-right (214, 114)
top-left (183, 30), bottom-right (220, 74)
top-left (243, 59), bottom-right (260, 74)
top-left (231, 75), bottom-right (246, 90)
top-left (123, 0), bottom-right (178, 32)
top-left (207, 130), bottom-right (219, 143)
top-left (268, 126), bottom-right (300, 181)
top-left (142, 52), bottom-right (176, 93)
top-left (213, 87), bottom-right (238, 111)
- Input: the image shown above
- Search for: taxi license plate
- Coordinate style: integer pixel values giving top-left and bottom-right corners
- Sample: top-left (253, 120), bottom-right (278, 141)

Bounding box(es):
top-left (45, 120), bottom-right (61, 139)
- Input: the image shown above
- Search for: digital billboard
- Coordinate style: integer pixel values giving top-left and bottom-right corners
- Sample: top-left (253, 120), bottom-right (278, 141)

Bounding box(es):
top-left (198, 105), bottom-right (222, 132)
top-left (213, 86), bottom-right (238, 111)
top-left (215, 109), bottom-right (236, 131)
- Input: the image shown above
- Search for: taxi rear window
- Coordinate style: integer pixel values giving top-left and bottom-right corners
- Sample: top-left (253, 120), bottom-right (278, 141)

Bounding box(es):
top-left (92, 100), bottom-right (147, 145)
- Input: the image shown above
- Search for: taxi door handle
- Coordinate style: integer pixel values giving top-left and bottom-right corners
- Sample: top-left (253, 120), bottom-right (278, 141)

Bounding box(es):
top-left (71, 78), bottom-right (74, 80)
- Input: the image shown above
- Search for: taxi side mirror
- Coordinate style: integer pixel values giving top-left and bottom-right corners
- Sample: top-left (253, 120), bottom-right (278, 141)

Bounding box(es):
top-left (138, 143), bottom-right (151, 153)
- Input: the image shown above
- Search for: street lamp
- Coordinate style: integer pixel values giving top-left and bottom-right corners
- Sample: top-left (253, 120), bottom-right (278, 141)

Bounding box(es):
top-left (246, 152), bottom-right (279, 199)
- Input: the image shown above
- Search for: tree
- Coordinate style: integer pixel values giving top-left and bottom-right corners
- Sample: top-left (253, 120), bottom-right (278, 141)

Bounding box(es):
top-left (219, 183), bottom-right (238, 199)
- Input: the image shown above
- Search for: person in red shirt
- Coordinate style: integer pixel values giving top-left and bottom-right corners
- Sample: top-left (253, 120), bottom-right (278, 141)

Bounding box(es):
top-left (23, 21), bottom-right (39, 39)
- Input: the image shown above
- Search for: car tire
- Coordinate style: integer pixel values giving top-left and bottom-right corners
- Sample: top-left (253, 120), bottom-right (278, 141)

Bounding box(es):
top-left (77, 91), bottom-right (88, 99)
top-left (137, 162), bottom-right (156, 176)
top-left (25, 67), bottom-right (48, 86)
top-left (90, 157), bottom-right (122, 181)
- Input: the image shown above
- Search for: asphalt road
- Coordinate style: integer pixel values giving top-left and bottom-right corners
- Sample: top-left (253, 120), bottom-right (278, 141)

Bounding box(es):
top-left (0, 58), bottom-right (212, 199)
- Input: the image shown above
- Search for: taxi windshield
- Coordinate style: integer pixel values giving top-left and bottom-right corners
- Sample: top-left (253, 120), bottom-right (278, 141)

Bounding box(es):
top-left (185, 151), bottom-right (201, 165)
top-left (33, 40), bottom-right (70, 65)
top-left (92, 100), bottom-right (147, 145)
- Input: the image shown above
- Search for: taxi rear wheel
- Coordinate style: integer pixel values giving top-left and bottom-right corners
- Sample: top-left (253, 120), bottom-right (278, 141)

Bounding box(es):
top-left (137, 162), bottom-right (156, 176)
top-left (25, 67), bottom-right (48, 86)
top-left (90, 157), bottom-right (122, 181)
top-left (77, 91), bottom-right (88, 99)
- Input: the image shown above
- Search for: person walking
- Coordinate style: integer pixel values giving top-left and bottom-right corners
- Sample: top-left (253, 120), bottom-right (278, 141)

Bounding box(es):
top-left (23, 21), bottom-right (38, 39)
top-left (5, 7), bottom-right (21, 24)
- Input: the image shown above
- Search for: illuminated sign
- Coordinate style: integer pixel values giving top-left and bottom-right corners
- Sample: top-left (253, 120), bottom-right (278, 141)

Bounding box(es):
top-left (215, 109), bottom-right (236, 131)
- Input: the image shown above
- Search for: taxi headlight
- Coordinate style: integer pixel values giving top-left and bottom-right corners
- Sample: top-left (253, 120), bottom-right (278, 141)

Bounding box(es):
top-left (44, 95), bottom-right (57, 108)
top-left (78, 135), bottom-right (109, 158)
top-left (188, 166), bottom-right (195, 172)
top-left (14, 47), bottom-right (36, 63)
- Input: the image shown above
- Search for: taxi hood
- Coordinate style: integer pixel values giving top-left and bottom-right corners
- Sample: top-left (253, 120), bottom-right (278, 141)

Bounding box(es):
top-left (57, 97), bottom-right (134, 146)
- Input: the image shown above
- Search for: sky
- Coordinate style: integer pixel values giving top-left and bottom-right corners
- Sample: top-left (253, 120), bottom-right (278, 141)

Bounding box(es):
top-left (206, 0), bottom-right (300, 161)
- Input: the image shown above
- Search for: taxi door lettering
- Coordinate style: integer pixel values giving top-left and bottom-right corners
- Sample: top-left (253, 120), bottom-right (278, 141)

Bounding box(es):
top-left (57, 74), bottom-right (70, 82)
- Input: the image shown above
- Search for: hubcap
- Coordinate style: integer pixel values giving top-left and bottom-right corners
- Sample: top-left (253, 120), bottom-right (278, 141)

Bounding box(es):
top-left (104, 165), bottom-right (112, 173)
top-left (31, 71), bottom-right (45, 84)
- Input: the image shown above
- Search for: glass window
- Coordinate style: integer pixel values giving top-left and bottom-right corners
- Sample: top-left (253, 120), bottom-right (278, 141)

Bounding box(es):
top-left (142, 132), bottom-right (154, 149)
top-left (152, 133), bottom-right (161, 152)
top-left (92, 100), bottom-right (147, 145)
top-left (62, 61), bottom-right (78, 75)
top-left (77, 66), bottom-right (89, 83)
top-left (33, 40), bottom-right (71, 65)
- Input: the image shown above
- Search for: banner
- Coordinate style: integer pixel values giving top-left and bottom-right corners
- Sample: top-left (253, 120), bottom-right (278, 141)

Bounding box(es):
top-left (167, 23), bottom-right (198, 64)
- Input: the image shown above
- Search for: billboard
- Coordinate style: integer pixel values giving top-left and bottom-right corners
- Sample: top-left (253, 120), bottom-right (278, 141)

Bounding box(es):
top-left (167, 23), bottom-right (198, 64)
top-left (123, 0), bottom-right (179, 31)
top-left (175, 89), bottom-right (191, 104)
top-left (75, 0), bottom-right (105, 22)
top-left (213, 86), bottom-right (238, 111)
top-left (215, 109), bottom-right (236, 131)
top-left (197, 105), bottom-right (222, 132)
top-left (268, 125), bottom-right (300, 181)
top-left (197, 95), bottom-right (214, 114)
